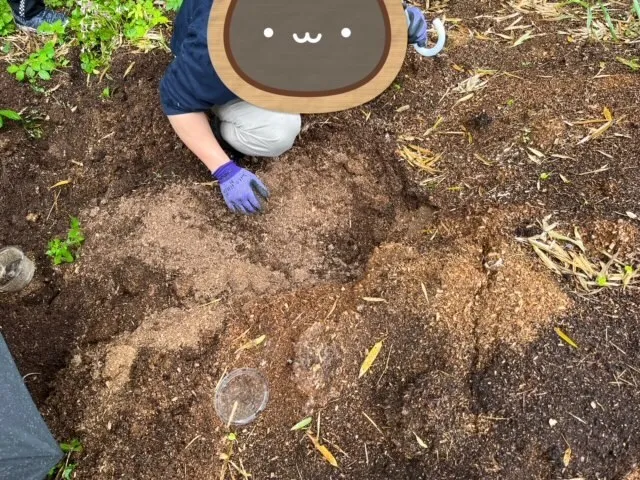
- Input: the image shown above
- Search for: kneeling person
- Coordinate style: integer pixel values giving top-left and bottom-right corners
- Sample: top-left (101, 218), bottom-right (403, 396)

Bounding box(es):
top-left (160, 0), bottom-right (301, 215)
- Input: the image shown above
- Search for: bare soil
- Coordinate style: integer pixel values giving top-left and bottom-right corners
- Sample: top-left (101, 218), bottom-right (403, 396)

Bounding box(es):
top-left (1, 1), bottom-right (639, 479)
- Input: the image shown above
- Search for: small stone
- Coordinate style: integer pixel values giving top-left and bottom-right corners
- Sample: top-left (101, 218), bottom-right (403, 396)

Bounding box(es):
top-left (549, 418), bottom-right (558, 427)
top-left (591, 401), bottom-right (597, 409)
top-left (70, 354), bottom-right (82, 367)
top-left (483, 252), bottom-right (504, 272)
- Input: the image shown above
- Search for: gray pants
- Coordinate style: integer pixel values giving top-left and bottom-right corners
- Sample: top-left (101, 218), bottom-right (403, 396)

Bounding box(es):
top-left (212, 99), bottom-right (302, 158)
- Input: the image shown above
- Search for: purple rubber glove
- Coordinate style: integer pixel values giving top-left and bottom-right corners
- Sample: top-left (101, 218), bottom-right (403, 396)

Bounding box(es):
top-left (213, 161), bottom-right (270, 215)
top-left (405, 5), bottom-right (429, 47)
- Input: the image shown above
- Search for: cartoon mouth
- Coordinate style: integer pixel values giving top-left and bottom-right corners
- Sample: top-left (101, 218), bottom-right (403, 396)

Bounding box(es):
top-left (292, 32), bottom-right (323, 44)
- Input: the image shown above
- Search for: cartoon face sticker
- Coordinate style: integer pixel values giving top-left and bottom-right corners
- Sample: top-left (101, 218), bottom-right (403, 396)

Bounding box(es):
top-left (208, 0), bottom-right (408, 114)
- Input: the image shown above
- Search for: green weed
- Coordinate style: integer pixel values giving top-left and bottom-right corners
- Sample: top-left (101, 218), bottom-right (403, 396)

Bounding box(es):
top-left (0, 108), bottom-right (21, 128)
top-left (57, 0), bottom-right (170, 74)
top-left (6, 0), bottom-right (173, 82)
top-left (0, 108), bottom-right (44, 137)
top-left (616, 56), bottom-right (640, 70)
top-left (164, 0), bottom-right (183, 11)
top-left (563, 0), bottom-right (640, 42)
top-left (0, 0), bottom-right (15, 36)
top-left (48, 439), bottom-right (83, 480)
top-left (46, 217), bottom-right (85, 265)
top-left (7, 21), bottom-right (68, 83)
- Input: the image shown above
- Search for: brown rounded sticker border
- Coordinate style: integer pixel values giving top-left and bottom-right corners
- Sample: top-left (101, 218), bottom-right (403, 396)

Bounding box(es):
top-left (207, 0), bottom-right (408, 114)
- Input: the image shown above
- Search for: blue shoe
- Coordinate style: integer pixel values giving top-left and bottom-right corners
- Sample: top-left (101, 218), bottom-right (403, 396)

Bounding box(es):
top-left (14, 9), bottom-right (68, 32)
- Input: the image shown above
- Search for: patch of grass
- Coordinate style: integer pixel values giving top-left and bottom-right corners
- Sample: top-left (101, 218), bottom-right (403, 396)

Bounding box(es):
top-left (0, 108), bottom-right (21, 128)
top-left (5, 0), bottom-right (174, 83)
top-left (567, 0), bottom-right (640, 42)
top-left (46, 0), bottom-right (170, 75)
top-left (46, 216), bottom-right (85, 265)
top-left (516, 0), bottom-right (640, 42)
top-left (48, 439), bottom-right (83, 480)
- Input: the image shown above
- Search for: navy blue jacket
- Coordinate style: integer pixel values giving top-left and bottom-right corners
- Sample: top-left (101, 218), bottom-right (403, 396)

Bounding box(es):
top-left (160, 0), bottom-right (238, 116)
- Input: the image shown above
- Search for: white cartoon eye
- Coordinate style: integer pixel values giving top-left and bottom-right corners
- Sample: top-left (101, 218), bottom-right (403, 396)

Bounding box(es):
top-left (264, 28), bottom-right (274, 38)
top-left (341, 28), bottom-right (352, 38)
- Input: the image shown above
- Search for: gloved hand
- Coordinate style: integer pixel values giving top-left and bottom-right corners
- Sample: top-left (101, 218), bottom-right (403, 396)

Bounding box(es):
top-left (405, 5), bottom-right (428, 47)
top-left (212, 161), bottom-right (270, 215)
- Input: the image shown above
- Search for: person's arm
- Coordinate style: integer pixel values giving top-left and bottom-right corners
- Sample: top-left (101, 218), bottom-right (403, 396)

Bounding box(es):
top-left (160, 20), bottom-right (269, 215)
top-left (166, 111), bottom-right (270, 214)
top-left (167, 112), bottom-right (229, 173)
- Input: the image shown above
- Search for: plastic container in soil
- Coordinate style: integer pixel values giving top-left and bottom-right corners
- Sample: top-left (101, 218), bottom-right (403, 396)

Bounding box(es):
top-left (0, 247), bottom-right (35, 293)
top-left (215, 368), bottom-right (269, 426)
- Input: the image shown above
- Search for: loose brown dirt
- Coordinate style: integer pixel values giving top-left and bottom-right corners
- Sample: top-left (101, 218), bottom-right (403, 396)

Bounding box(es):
top-left (1, 1), bottom-right (639, 479)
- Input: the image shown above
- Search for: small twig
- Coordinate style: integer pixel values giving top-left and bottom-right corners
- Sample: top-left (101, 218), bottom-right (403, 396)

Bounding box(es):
top-left (97, 131), bottom-right (115, 142)
top-left (362, 411), bottom-right (385, 436)
top-left (577, 165), bottom-right (609, 176)
top-left (226, 401), bottom-right (239, 428)
top-left (229, 460), bottom-right (250, 480)
top-left (323, 297), bottom-right (339, 321)
top-left (199, 298), bottom-right (222, 308)
top-left (376, 345), bottom-right (392, 386)
top-left (45, 190), bottom-right (61, 221)
top-left (184, 434), bottom-right (201, 450)
top-left (566, 412), bottom-right (587, 425)
top-left (215, 367), bottom-right (229, 393)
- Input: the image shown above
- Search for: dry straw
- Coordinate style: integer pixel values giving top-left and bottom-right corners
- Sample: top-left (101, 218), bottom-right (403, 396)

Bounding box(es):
top-left (518, 216), bottom-right (638, 293)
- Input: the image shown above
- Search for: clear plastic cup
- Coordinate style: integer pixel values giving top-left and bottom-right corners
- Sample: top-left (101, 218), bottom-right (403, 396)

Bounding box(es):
top-left (0, 247), bottom-right (35, 293)
top-left (215, 368), bottom-right (269, 426)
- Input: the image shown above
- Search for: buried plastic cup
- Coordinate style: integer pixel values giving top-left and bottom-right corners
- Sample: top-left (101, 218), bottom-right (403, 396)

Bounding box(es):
top-left (214, 368), bottom-right (269, 426)
top-left (0, 247), bottom-right (35, 293)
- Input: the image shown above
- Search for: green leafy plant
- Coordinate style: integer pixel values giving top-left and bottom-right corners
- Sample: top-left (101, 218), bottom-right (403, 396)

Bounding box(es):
top-left (616, 56), bottom-right (640, 71)
top-left (0, 0), bottom-right (15, 36)
top-left (48, 439), bottom-right (83, 480)
top-left (7, 21), bottom-right (68, 83)
top-left (164, 0), bottom-right (183, 11)
top-left (0, 109), bottom-right (21, 128)
top-left (46, 217), bottom-right (85, 265)
top-left (7, 0), bottom-right (172, 81)
top-left (67, 0), bottom-right (169, 74)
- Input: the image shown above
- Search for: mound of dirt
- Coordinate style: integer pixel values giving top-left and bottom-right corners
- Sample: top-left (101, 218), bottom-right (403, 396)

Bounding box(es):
top-left (46, 221), bottom-right (571, 478)
top-left (627, 469), bottom-right (640, 480)
top-left (79, 149), bottom-right (417, 308)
